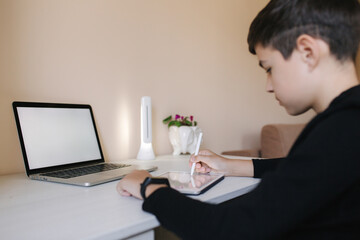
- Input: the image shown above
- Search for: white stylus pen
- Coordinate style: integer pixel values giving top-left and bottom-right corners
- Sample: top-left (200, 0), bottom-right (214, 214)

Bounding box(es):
top-left (190, 132), bottom-right (203, 175)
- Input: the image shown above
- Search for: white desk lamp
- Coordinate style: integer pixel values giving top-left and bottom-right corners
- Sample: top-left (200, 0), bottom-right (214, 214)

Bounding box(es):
top-left (137, 96), bottom-right (155, 160)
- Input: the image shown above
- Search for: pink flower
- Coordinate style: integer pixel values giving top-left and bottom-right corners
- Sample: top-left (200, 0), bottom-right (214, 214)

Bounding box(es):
top-left (163, 114), bottom-right (198, 127)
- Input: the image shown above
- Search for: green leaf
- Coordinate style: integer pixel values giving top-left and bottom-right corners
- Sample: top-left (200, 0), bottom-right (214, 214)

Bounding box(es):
top-left (163, 115), bottom-right (172, 124)
top-left (184, 120), bottom-right (192, 126)
top-left (168, 120), bottom-right (182, 128)
top-left (168, 121), bottom-right (176, 127)
top-left (194, 121), bottom-right (197, 126)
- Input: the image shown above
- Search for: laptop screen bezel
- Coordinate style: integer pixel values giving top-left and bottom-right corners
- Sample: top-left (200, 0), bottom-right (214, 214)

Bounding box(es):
top-left (12, 101), bottom-right (105, 176)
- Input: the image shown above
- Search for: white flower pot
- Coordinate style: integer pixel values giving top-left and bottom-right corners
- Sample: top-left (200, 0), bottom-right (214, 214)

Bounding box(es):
top-left (168, 126), bottom-right (202, 155)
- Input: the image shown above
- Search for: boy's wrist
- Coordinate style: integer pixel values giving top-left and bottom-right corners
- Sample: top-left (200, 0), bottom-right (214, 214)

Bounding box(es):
top-left (145, 184), bottom-right (169, 199)
top-left (140, 177), bottom-right (170, 200)
top-left (226, 159), bottom-right (254, 177)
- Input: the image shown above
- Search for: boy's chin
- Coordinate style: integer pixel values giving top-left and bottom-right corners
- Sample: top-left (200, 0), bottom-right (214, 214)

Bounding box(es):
top-left (284, 106), bottom-right (311, 116)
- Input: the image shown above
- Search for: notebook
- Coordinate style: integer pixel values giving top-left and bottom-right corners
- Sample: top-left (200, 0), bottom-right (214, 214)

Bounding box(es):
top-left (12, 101), bottom-right (157, 187)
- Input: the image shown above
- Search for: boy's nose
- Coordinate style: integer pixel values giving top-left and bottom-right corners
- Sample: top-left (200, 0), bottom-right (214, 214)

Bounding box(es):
top-left (266, 77), bottom-right (274, 93)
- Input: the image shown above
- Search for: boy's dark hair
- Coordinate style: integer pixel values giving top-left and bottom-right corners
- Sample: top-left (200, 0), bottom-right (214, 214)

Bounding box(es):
top-left (248, 0), bottom-right (360, 62)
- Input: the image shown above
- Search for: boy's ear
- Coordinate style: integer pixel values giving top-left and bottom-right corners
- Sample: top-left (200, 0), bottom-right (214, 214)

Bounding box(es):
top-left (296, 34), bottom-right (320, 70)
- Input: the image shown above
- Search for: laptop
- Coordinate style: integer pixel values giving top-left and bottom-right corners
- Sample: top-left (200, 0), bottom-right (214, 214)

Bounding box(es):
top-left (12, 101), bottom-right (157, 186)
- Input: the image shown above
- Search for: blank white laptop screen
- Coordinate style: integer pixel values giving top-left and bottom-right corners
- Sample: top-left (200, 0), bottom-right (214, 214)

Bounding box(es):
top-left (17, 107), bottom-right (102, 170)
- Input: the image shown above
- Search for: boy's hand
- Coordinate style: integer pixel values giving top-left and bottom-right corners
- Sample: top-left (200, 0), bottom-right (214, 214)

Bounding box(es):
top-left (189, 150), bottom-right (229, 175)
top-left (189, 149), bottom-right (254, 177)
top-left (116, 170), bottom-right (169, 200)
top-left (116, 170), bottom-right (150, 199)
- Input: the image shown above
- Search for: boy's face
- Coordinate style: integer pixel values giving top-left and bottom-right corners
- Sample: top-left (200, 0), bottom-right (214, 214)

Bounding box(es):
top-left (255, 44), bottom-right (316, 116)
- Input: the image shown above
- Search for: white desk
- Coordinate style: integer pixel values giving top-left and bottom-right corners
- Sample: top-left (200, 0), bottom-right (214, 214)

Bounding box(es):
top-left (0, 155), bottom-right (260, 240)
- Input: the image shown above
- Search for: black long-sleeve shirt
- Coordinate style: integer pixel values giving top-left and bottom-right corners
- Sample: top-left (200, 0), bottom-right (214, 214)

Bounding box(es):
top-left (143, 85), bottom-right (360, 239)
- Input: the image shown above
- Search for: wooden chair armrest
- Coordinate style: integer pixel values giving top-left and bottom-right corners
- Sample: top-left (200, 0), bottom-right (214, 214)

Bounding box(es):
top-left (221, 149), bottom-right (260, 158)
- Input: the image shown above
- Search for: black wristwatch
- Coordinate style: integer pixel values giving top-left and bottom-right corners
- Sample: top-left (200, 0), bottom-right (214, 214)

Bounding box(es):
top-left (140, 177), bottom-right (170, 200)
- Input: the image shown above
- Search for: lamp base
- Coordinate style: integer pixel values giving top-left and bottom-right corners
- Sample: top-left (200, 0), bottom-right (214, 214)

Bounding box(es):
top-left (137, 142), bottom-right (155, 160)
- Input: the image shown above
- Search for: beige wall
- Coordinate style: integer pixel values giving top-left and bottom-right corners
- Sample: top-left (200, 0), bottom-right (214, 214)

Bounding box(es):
top-left (0, 0), bottom-right (318, 175)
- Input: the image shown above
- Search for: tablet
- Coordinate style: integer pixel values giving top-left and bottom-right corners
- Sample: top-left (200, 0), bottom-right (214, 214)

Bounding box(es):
top-left (157, 171), bottom-right (224, 195)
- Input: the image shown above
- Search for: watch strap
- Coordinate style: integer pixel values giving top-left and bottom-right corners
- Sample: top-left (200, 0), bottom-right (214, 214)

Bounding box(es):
top-left (140, 177), bottom-right (170, 200)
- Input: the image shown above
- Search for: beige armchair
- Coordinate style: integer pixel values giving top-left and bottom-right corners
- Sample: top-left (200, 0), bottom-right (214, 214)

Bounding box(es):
top-left (222, 123), bottom-right (306, 158)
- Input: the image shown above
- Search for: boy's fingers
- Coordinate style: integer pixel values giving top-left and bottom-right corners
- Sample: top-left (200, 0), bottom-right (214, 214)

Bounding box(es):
top-left (120, 190), bottom-right (132, 197)
top-left (116, 182), bottom-right (123, 194)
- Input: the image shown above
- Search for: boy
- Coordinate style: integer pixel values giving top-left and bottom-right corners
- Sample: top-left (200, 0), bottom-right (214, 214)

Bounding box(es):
top-left (117, 0), bottom-right (360, 239)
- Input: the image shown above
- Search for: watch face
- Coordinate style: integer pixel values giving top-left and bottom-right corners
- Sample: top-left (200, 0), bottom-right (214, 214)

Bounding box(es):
top-left (158, 171), bottom-right (224, 195)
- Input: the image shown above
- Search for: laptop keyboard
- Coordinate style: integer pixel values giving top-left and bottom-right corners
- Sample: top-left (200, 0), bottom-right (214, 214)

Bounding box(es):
top-left (41, 163), bottom-right (131, 179)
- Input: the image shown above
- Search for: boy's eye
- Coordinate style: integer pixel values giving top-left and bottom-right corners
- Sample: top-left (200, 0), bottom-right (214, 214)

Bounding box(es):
top-left (266, 68), bottom-right (272, 74)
